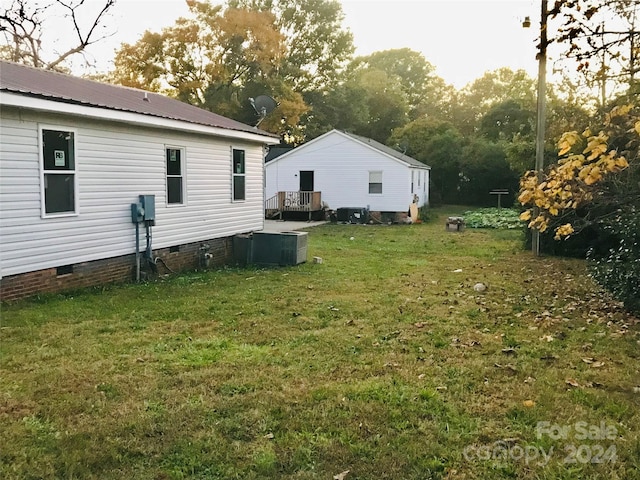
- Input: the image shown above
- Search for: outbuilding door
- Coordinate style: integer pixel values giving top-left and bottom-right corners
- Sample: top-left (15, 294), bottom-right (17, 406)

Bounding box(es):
top-left (300, 171), bottom-right (314, 191)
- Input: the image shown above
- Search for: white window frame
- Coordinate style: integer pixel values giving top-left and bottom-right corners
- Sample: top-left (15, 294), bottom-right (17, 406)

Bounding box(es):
top-left (232, 147), bottom-right (246, 202)
top-left (368, 170), bottom-right (383, 195)
top-left (165, 146), bottom-right (186, 206)
top-left (39, 124), bottom-right (79, 218)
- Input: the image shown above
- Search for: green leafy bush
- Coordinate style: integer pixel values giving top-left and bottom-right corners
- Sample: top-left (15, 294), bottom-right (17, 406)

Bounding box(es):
top-left (588, 206), bottom-right (640, 315)
top-left (463, 208), bottom-right (523, 229)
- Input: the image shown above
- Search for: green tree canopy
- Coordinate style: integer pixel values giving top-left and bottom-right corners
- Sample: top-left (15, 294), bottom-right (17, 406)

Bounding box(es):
top-left (228, 0), bottom-right (354, 92)
top-left (350, 69), bottom-right (409, 143)
top-left (452, 68), bottom-right (536, 136)
top-left (109, 0), bottom-right (356, 138)
top-left (479, 99), bottom-right (534, 142)
top-left (301, 83), bottom-right (369, 140)
top-left (347, 48), bottom-right (451, 121)
top-left (460, 138), bottom-right (519, 206)
top-left (109, 1), bottom-right (309, 134)
top-left (390, 118), bottom-right (464, 204)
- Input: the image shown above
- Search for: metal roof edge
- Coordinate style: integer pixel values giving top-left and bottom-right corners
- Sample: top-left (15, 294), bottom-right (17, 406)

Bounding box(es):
top-left (1, 91), bottom-right (280, 144)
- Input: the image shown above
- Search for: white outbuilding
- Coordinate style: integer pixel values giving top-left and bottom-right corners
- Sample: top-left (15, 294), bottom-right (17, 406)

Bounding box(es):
top-left (265, 130), bottom-right (430, 220)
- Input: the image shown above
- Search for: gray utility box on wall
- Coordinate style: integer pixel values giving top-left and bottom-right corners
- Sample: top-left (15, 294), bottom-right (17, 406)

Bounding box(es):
top-left (234, 231), bottom-right (308, 266)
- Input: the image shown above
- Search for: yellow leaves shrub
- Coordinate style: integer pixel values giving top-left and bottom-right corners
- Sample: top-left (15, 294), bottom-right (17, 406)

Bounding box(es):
top-left (554, 223), bottom-right (575, 240)
top-left (583, 131), bottom-right (609, 160)
top-left (519, 210), bottom-right (531, 221)
top-left (558, 131), bottom-right (581, 155)
top-left (519, 105), bottom-right (635, 241)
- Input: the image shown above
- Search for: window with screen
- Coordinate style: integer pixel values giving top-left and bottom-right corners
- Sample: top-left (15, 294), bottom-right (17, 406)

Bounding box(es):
top-left (41, 128), bottom-right (76, 216)
top-left (166, 147), bottom-right (184, 204)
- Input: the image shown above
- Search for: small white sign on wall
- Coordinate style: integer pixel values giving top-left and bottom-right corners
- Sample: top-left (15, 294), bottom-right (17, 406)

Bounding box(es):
top-left (54, 150), bottom-right (65, 167)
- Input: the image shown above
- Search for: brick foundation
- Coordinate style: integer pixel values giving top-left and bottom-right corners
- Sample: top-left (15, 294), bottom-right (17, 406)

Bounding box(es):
top-left (0, 236), bottom-right (234, 302)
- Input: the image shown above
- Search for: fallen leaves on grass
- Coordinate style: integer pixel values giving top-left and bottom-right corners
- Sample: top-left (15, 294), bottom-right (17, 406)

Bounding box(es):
top-left (582, 357), bottom-right (605, 368)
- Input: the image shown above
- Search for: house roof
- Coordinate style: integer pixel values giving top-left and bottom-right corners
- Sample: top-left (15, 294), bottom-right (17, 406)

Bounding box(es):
top-left (266, 146), bottom-right (294, 163)
top-left (0, 61), bottom-right (278, 139)
top-left (266, 129), bottom-right (430, 169)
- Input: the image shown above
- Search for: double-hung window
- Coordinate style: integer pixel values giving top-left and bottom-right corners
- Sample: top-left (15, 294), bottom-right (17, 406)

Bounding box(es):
top-left (40, 127), bottom-right (77, 216)
top-left (369, 171), bottom-right (383, 194)
top-left (166, 147), bottom-right (184, 205)
top-left (232, 149), bottom-right (245, 201)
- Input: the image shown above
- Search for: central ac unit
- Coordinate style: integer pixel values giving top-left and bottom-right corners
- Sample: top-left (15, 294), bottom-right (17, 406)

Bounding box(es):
top-left (243, 231), bottom-right (308, 266)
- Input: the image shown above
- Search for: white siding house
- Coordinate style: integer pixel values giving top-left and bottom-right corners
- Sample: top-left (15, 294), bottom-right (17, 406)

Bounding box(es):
top-left (265, 130), bottom-right (430, 215)
top-left (0, 61), bottom-right (279, 300)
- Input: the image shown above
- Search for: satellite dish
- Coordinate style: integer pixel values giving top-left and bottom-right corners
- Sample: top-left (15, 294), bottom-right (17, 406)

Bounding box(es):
top-left (249, 95), bottom-right (279, 126)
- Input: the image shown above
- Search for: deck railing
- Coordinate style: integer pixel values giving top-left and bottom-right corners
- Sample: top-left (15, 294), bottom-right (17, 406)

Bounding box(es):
top-left (265, 191), bottom-right (322, 218)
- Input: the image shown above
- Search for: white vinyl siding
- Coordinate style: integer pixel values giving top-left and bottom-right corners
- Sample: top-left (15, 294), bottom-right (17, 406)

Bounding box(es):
top-left (0, 107), bottom-right (266, 277)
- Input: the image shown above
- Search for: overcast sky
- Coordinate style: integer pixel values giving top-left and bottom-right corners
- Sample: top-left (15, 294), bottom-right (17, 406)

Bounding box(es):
top-left (56, 0), bottom-right (546, 89)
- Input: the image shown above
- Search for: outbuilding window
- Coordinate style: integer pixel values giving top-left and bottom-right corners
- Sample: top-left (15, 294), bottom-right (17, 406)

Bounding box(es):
top-left (369, 171), bottom-right (382, 194)
top-left (40, 127), bottom-right (77, 216)
top-left (232, 148), bottom-right (245, 201)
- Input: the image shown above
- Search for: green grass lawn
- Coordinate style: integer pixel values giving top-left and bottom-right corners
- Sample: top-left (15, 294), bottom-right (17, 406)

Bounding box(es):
top-left (1, 208), bottom-right (639, 480)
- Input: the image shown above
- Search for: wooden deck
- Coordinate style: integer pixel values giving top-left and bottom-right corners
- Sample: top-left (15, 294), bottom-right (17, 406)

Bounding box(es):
top-left (265, 191), bottom-right (322, 220)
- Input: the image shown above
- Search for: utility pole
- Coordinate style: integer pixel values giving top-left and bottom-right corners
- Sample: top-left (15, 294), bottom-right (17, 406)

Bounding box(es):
top-left (531, 0), bottom-right (548, 256)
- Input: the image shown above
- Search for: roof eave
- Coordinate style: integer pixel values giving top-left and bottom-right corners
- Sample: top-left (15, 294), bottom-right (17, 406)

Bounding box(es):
top-left (0, 91), bottom-right (281, 144)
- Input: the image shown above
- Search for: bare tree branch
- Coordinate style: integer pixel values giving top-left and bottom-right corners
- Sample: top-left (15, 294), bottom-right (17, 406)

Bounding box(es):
top-left (0, 0), bottom-right (116, 70)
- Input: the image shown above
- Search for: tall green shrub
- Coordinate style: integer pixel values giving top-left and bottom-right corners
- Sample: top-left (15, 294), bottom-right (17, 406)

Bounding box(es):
top-left (588, 206), bottom-right (640, 315)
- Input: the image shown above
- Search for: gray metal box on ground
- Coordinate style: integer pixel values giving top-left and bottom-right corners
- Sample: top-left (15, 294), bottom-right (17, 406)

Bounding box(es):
top-left (233, 233), bottom-right (253, 266)
top-left (336, 207), bottom-right (369, 224)
top-left (251, 231), bottom-right (308, 266)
